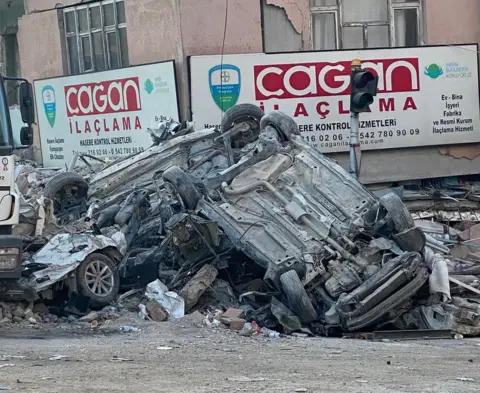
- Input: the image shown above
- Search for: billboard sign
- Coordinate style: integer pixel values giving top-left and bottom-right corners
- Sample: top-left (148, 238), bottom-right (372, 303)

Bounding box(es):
top-left (34, 61), bottom-right (179, 167)
top-left (190, 44), bottom-right (480, 153)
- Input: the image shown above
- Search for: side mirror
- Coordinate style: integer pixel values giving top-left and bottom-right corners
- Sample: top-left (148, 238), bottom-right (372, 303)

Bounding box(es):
top-left (20, 126), bottom-right (33, 146)
top-left (19, 82), bottom-right (34, 125)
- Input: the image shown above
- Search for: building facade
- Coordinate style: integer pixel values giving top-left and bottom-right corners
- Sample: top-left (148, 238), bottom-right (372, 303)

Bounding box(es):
top-left (1, 0), bottom-right (479, 181)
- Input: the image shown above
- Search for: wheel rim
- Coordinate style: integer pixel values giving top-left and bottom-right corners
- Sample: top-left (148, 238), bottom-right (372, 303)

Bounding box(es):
top-left (229, 118), bottom-right (260, 148)
top-left (84, 259), bottom-right (114, 297)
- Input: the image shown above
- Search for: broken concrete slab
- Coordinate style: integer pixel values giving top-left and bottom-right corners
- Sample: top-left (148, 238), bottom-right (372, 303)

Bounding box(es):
top-left (221, 308), bottom-right (245, 320)
top-left (146, 300), bottom-right (168, 322)
top-left (179, 264), bottom-right (218, 312)
top-left (229, 318), bottom-right (246, 331)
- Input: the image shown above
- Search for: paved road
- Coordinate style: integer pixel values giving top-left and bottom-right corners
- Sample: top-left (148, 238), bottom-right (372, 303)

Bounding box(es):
top-left (0, 317), bottom-right (479, 393)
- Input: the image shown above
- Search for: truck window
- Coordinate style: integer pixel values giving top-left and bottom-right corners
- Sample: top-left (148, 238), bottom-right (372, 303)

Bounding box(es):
top-left (0, 84), bottom-right (9, 147)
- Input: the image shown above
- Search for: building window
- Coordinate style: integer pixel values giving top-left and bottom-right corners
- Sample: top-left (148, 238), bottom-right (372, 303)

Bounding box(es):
top-left (310, 0), bottom-right (423, 50)
top-left (64, 0), bottom-right (129, 75)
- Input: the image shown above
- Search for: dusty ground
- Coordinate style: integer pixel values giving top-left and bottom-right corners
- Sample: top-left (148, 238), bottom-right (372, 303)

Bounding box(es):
top-left (0, 315), bottom-right (479, 393)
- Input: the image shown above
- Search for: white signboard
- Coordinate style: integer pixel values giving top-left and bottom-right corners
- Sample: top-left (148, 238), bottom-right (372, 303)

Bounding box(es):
top-left (190, 44), bottom-right (480, 153)
top-left (34, 61), bottom-right (179, 167)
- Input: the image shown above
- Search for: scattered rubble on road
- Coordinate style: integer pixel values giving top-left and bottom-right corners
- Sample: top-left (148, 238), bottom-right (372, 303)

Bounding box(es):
top-left (4, 105), bottom-right (480, 338)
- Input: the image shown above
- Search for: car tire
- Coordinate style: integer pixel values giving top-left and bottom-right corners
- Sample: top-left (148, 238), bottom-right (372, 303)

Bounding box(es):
top-left (44, 171), bottom-right (89, 214)
top-left (260, 111), bottom-right (300, 141)
top-left (220, 103), bottom-right (265, 133)
top-left (76, 253), bottom-right (120, 308)
top-left (379, 192), bottom-right (415, 232)
top-left (280, 270), bottom-right (317, 324)
top-left (162, 166), bottom-right (200, 210)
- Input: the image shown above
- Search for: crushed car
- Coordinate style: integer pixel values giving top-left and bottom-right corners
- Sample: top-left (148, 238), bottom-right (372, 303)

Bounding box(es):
top-left (151, 105), bottom-right (432, 332)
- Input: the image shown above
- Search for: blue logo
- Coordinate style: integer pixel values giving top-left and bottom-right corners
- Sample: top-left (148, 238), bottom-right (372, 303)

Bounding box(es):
top-left (41, 85), bottom-right (56, 127)
top-left (208, 64), bottom-right (241, 112)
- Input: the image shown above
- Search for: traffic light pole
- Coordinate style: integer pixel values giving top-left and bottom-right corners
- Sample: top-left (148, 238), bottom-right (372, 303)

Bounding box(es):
top-left (349, 59), bottom-right (362, 178)
top-left (349, 111), bottom-right (360, 177)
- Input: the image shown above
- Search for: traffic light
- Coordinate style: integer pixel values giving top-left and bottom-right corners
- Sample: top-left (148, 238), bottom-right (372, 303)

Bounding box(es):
top-left (350, 69), bottom-right (379, 113)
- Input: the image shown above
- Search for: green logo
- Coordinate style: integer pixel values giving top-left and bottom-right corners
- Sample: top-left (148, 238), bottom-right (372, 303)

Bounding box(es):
top-left (42, 85), bottom-right (56, 127)
top-left (424, 64), bottom-right (443, 79)
top-left (144, 78), bottom-right (154, 94)
top-left (209, 64), bottom-right (241, 112)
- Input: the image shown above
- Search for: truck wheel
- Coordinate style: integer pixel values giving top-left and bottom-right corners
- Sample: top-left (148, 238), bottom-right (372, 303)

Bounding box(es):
top-left (280, 270), bottom-right (317, 324)
top-left (220, 103), bottom-right (265, 133)
top-left (260, 111), bottom-right (300, 141)
top-left (76, 253), bottom-right (120, 308)
top-left (379, 192), bottom-right (415, 232)
top-left (44, 172), bottom-right (89, 214)
top-left (162, 166), bottom-right (200, 210)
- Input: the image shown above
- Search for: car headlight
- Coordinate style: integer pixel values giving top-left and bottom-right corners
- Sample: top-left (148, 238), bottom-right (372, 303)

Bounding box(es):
top-left (0, 248), bottom-right (20, 270)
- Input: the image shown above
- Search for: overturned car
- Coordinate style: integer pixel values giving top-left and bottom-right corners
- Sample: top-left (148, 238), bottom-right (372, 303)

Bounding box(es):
top-left (125, 104), bottom-right (433, 332)
top-left (23, 104), bottom-right (449, 332)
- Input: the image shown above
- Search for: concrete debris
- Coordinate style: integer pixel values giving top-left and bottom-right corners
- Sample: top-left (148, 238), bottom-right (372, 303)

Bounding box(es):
top-left (119, 326), bottom-right (140, 333)
top-left (179, 264), bottom-right (218, 312)
top-left (79, 311), bottom-right (99, 323)
top-left (4, 106), bottom-right (480, 338)
top-left (0, 299), bottom-right (123, 326)
top-left (221, 308), bottom-right (245, 320)
top-left (220, 315), bottom-right (246, 331)
top-left (145, 299), bottom-right (169, 322)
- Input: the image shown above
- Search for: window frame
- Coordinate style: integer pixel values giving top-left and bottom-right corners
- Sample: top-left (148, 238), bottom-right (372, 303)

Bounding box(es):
top-left (310, 0), bottom-right (424, 50)
top-left (310, 4), bottom-right (340, 50)
top-left (389, 0), bottom-right (424, 47)
top-left (63, 0), bottom-right (127, 75)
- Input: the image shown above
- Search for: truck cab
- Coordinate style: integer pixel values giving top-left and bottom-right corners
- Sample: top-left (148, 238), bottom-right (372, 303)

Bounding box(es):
top-left (0, 74), bottom-right (34, 291)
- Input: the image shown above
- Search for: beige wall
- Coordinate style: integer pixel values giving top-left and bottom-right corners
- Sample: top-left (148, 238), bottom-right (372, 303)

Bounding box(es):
top-left (179, 0), bottom-right (262, 56)
top-left (178, 0), bottom-right (262, 116)
top-left (425, 0), bottom-right (480, 45)
top-left (17, 10), bottom-right (63, 80)
top-left (125, 0), bottom-right (181, 65)
top-left (18, 9), bottom-right (64, 162)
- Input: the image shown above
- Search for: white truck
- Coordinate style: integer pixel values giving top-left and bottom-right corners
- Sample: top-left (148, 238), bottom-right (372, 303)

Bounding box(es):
top-left (0, 75), bottom-right (34, 295)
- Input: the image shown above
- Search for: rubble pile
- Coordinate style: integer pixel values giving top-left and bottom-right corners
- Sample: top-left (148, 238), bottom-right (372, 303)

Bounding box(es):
top-left (0, 300), bottom-right (122, 327)
top-left (7, 105), bottom-right (480, 337)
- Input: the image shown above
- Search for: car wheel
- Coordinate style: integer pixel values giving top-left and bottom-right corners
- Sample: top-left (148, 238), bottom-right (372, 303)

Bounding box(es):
top-left (220, 103), bottom-right (265, 133)
top-left (379, 192), bottom-right (415, 232)
top-left (220, 104), bottom-right (265, 148)
top-left (162, 166), bottom-right (200, 210)
top-left (76, 253), bottom-right (120, 308)
top-left (44, 171), bottom-right (89, 214)
top-left (280, 270), bottom-right (317, 324)
top-left (260, 111), bottom-right (300, 141)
